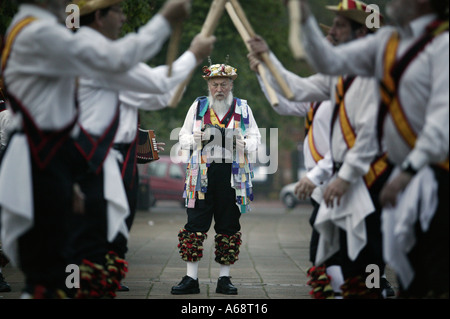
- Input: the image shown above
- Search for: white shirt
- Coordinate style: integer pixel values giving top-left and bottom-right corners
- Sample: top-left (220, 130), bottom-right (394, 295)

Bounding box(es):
top-left (3, 4), bottom-right (171, 132)
top-left (256, 71), bottom-right (333, 186)
top-left (115, 52), bottom-right (196, 144)
top-left (262, 53), bottom-right (380, 184)
top-left (301, 14), bottom-right (449, 170)
top-left (75, 25), bottom-right (197, 140)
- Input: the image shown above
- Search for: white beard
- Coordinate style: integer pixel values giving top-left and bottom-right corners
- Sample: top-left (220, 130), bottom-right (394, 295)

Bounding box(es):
top-left (209, 93), bottom-right (234, 118)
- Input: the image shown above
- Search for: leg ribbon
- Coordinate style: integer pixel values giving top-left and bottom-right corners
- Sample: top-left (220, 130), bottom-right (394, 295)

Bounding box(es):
top-left (214, 232), bottom-right (242, 265)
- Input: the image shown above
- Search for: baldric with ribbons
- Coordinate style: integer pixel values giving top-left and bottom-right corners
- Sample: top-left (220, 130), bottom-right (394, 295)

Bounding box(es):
top-left (332, 75), bottom-right (389, 188)
top-left (183, 96), bottom-right (254, 213)
top-left (1, 16), bottom-right (81, 170)
top-left (305, 101), bottom-right (325, 163)
top-left (378, 19), bottom-right (449, 171)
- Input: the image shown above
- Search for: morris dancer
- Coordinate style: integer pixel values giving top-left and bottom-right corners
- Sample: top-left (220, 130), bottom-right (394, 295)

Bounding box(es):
top-left (68, 0), bottom-right (213, 298)
top-left (249, 0), bottom-right (393, 298)
top-left (298, 0), bottom-right (449, 298)
top-left (0, 0), bottom-right (191, 298)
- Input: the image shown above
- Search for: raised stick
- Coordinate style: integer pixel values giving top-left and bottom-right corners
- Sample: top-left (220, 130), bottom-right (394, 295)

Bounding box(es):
top-left (225, 1), bottom-right (279, 107)
top-left (166, 21), bottom-right (183, 77)
top-left (288, 0), bottom-right (307, 60)
top-left (229, 0), bottom-right (294, 100)
top-left (168, 0), bottom-right (228, 108)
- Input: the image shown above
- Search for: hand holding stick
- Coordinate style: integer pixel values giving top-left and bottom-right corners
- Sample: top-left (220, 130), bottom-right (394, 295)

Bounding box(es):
top-left (228, 0), bottom-right (294, 100)
top-left (225, 1), bottom-right (279, 107)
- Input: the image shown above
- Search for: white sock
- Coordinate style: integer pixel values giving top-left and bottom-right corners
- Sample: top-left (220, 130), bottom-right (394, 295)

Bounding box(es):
top-left (186, 261), bottom-right (199, 280)
top-left (326, 265), bottom-right (344, 297)
top-left (219, 264), bottom-right (230, 278)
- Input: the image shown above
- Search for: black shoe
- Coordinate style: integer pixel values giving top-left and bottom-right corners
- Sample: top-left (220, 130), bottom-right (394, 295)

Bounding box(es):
top-left (171, 276), bottom-right (200, 295)
top-left (381, 277), bottom-right (395, 298)
top-left (216, 276), bottom-right (238, 295)
top-left (118, 284), bottom-right (129, 292)
top-left (0, 273), bottom-right (11, 292)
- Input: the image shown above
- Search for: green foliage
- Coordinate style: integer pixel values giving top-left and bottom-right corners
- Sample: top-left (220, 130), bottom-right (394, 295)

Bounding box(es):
top-left (0, 0), bottom-right (18, 37)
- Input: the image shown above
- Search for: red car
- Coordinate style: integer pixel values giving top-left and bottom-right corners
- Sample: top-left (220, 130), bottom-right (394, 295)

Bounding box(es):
top-left (137, 155), bottom-right (187, 210)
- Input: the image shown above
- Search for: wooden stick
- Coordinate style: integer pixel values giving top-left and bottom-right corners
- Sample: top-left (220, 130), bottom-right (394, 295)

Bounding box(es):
top-left (288, 0), bottom-right (307, 60)
top-left (166, 21), bottom-right (183, 77)
top-left (168, 0), bottom-right (228, 108)
top-left (225, 2), bottom-right (279, 107)
top-left (229, 0), bottom-right (294, 100)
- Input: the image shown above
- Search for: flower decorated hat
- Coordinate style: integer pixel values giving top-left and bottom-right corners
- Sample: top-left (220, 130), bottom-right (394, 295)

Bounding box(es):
top-left (202, 59), bottom-right (238, 81)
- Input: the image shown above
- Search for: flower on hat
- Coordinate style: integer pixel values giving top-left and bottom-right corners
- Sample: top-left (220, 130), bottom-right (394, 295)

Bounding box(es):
top-left (202, 66), bottom-right (211, 77)
top-left (202, 63), bottom-right (238, 80)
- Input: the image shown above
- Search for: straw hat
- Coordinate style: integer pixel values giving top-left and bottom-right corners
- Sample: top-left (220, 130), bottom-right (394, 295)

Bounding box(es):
top-left (326, 0), bottom-right (383, 31)
top-left (72, 0), bottom-right (124, 16)
top-left (202, 64), bottom-right (238, 81)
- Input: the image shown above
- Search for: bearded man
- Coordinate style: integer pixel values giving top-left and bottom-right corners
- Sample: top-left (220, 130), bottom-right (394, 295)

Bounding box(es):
top-left (171, 61), bottom-right (261, 295)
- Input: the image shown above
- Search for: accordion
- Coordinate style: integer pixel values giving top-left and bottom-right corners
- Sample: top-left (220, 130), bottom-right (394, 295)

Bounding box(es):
top-left (137, 128), bottom-right (159, 164)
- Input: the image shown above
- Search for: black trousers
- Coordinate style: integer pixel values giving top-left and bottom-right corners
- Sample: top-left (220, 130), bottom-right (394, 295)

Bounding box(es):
top-left (402, 166), bottom-right (449, 297)
top-left (66, 168), bottom-right (108, 267)
top-left (18, 139), bottom-right (87, 292)
top-left (185, 162), bottom-right (241, 235)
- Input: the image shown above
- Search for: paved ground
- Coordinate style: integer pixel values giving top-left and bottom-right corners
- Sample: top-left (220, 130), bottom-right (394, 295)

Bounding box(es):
top-left (1, 199), bottom-right (399, 302)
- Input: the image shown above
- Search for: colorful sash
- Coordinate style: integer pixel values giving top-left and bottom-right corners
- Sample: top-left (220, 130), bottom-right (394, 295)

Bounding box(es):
top-left (183, 96), bottom-right (254, 213)
top-left (1, 17), bottom-right (37, 71)
top-left (378, 20), bottom-right (449, 171)
top-left (305, 101), bottom-right (324, 163)
top-left (332, 76), bottom-right (389, 188)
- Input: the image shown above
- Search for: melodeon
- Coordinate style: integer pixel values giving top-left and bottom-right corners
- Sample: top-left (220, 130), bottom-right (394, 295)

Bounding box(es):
top-left (137, 128), bottom-right (159, 164)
